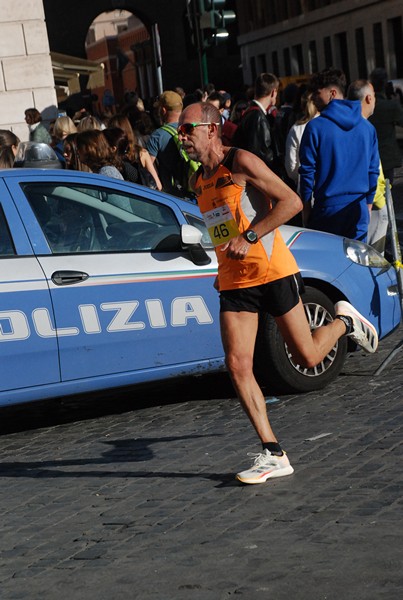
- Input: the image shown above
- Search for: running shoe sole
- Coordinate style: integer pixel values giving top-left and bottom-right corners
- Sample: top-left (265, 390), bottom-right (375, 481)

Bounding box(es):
top-left (334, 300), bottom-right (378, 353)
top-left (236, 464), bottom-right (294, 484)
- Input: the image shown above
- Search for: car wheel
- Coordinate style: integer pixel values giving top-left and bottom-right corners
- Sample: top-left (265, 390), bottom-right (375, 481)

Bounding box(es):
top-left (254, 286), bottom-right (348, 393)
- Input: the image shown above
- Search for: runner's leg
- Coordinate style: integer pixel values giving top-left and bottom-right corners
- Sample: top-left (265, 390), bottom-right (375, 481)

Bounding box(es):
top-left (275, 299), bottom-right (346, 368)
top-left (220, 310), bottom-right (277, 443)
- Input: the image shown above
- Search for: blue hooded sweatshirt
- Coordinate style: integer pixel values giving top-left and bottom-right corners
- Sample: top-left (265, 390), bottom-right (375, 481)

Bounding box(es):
top-left (299, 99), bottom-right (379, 241)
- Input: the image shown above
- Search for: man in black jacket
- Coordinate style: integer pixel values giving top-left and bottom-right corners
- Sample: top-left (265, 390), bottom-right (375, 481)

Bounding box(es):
top-left (233, 73), bottom-right (279, 170)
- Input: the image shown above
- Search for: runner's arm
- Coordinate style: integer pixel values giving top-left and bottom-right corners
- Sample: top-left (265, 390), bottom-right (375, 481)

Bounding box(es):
top-left (220, 149), bottom-right (302, 260)
top-left (232, 148), bottom-right (302, 237)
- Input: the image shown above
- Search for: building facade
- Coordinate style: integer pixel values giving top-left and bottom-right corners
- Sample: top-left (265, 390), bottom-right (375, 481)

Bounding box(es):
top-left (86, 12), bottom-right (152, 115)
top-left (0, 2), bottom-right (57, 142)
top-left (236, 0), bottom-right (403, 85)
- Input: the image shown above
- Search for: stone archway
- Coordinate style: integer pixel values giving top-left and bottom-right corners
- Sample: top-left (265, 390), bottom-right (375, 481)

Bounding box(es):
top-left (44, 0), bottom-right (195, 93)
top-left (43, 0), bottom-right (242, 96)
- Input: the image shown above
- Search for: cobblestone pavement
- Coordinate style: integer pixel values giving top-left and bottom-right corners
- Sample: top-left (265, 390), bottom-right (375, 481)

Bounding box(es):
top-left (0, 166), bottom-right (403, 600)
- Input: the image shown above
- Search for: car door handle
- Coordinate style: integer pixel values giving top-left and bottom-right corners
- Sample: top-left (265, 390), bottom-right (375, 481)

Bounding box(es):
top-left (51, 270), bottom-right (89, 286)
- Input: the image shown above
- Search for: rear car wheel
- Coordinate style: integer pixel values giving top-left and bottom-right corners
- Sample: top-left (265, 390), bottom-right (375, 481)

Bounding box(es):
top-left (254, 286), bottom-right (348, 393)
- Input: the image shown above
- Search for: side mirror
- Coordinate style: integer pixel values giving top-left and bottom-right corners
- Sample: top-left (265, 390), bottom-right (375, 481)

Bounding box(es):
top-left (181, 224), bottom-right (211, 266)
top-left (181, 224), bottom-right (203, 245)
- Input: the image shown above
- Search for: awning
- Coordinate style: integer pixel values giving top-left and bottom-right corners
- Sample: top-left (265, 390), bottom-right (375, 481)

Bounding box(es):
top-left (50, 51), bottom-right (105, 93)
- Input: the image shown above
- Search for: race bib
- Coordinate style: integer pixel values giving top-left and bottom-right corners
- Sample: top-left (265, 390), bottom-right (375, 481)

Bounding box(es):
top-left (203, 204), bottom-right (240, 247)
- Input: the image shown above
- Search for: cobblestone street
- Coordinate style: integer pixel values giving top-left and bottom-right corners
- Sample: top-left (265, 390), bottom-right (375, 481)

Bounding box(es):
top-left (0, 164), bottom-right (402, 600)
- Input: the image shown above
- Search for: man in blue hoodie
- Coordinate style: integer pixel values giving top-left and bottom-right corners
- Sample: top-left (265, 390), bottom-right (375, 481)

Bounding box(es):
top-left (299, 68), bottom-right (380, 242)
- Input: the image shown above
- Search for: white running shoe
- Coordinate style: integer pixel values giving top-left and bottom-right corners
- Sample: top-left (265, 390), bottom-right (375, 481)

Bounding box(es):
top-left (334, 300), bottom-right (378, 354)
top-left (236, 449), bottom-right (294, 484)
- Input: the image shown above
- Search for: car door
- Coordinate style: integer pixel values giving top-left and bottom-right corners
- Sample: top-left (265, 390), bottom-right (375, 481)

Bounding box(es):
top-left (0, 179), bottom-right (60, 397)
top-left (7, 174), bottom-right (222, 383)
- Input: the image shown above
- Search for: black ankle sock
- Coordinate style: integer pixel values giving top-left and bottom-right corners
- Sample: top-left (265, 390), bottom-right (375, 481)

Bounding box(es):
top-left (335, 314), bottom-right (353, 335)
top-left (262, 442), bottom-right (283, 456)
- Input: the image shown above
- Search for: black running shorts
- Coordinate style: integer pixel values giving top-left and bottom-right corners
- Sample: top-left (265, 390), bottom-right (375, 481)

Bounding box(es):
top-left (219, 273), bottom-right (304, 317)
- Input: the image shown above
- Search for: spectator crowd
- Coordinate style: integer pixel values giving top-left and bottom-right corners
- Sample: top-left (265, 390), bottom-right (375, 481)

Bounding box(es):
top-left (1, 68), bottom-right (402, 253)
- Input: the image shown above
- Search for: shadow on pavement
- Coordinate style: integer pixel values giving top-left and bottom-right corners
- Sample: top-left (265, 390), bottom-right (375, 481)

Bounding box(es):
top-left (0, 373), bottom-right (235, 435)
top-left (0, 434), bottom-right (238, 487)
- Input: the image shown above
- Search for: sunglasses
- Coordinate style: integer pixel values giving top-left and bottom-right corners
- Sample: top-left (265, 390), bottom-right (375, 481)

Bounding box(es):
top-left (177, 122), bottom-right (219, 136)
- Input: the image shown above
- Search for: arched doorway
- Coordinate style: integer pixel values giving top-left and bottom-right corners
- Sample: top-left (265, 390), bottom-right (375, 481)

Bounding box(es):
top-left (44, 0), bottom-right (185, 95)
top-left (85, 9), bottom-right (160, 115)
top-left (43, 0), bottom-right (242, 98)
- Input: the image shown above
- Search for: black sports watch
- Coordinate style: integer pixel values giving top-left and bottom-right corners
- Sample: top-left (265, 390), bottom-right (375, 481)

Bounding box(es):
top-left (243, 229), bottom-right (259, 244)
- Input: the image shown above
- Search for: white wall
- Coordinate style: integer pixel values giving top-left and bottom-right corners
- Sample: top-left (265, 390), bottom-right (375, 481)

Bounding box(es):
top-left (0, 1), bottom-right (57, 142)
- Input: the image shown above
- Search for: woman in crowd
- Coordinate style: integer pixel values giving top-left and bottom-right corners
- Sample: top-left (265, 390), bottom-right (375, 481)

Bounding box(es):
top-left (108, 114), bottom-right (161, 189)
top-left (0, 130), bottom-right (20, 169)
top-left (132, 110), bottom-right (156, 147)
top-left (122, 99), bottom-right (156, 147)
top-left (76, 115), bottom-right (102, 132)
top-left (75, 130), bottom-right (123, 179)
top-left (24, 108), bottom-right (52, 144)
top-left (103, 127), bottom-right (140, 183)
top-left (52, 116), bottom-right (77, 166)
top-left (285, 92), bottom-right (318, 191)
top-left (63, 133), bottom-right (90, 172)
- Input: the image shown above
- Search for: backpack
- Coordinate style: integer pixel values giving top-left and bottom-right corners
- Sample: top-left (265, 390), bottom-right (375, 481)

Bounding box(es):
top-left (161, 124), bottom-right (200, 199)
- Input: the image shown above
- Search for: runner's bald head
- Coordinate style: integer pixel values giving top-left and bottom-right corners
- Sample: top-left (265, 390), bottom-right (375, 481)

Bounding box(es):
top-left (180, 102), bottom-right (222, 138)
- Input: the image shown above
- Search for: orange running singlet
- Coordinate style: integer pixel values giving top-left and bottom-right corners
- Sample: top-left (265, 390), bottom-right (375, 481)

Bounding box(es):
top-left (194, 151), bottom-right (299, 291)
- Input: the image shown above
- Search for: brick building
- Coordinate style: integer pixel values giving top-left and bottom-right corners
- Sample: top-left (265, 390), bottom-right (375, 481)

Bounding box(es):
top-left (85, 11), bottom-right (155, 114)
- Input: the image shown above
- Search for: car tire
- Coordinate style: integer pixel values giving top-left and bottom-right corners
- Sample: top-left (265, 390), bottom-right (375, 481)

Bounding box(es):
top-left (254, 286), bottom-right (348, 394)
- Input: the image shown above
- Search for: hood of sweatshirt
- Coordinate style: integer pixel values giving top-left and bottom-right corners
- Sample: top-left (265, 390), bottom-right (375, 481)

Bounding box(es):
top-left (320, 99), bottom-right (362, 131)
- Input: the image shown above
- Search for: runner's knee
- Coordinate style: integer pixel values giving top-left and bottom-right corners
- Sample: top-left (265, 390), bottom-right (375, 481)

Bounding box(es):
top-left (225, 351), bottom-right (254, 379)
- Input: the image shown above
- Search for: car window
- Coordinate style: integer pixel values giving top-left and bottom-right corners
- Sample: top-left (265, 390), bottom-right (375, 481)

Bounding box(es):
top-left (184, 212), bottom-right (213, 249)
top-left (0, 205), bottom-right (15, 257)
top-left (21, 183), bottom-right (181, 254)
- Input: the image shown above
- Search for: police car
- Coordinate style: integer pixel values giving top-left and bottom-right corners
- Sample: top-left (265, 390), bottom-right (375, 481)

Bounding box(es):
top-left (0, 168), bottom-right (400, 407)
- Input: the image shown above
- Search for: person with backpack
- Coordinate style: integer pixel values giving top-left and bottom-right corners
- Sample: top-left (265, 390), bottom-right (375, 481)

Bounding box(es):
top-left (146, 91), bottom-right (199, 198)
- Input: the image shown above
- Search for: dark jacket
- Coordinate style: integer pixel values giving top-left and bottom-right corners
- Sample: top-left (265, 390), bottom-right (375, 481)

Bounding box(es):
top-left (232, 101), bottom-right (274, 167)
top-left (369, 93), bottom-right (403, 171)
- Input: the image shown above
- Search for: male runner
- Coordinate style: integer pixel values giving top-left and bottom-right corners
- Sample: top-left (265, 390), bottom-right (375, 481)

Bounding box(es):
top-left (178, 102), bottom-right (378, 484)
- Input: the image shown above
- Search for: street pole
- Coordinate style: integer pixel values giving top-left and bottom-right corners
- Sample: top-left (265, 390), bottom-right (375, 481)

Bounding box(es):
top-left (374, 179), bottom-right (403, 375)
top-left (189, 0), bottom-right (208, 88)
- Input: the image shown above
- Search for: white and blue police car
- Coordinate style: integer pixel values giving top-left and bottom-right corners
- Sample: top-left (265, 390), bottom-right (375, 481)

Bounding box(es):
top-left (0, 168), bottom-right (400, 407)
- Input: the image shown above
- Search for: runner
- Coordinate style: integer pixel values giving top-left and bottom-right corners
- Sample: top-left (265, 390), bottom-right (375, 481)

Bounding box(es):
top-left (178, 101), bottom-right (378, 484)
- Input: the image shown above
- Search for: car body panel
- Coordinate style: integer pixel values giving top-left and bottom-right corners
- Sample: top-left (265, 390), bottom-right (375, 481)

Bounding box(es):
top-left (37, 254), bottom-right (221, 380)
top-left (284, 227), bottom-right (400, 338)
top-left (0, 256), bottom-right (60, 392)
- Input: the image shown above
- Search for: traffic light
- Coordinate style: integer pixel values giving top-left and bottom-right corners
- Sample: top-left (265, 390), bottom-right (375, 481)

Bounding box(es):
top-left (199, 0), bottom-right (236, 40)
top-left (185, 0), bottom-right (237, 86)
